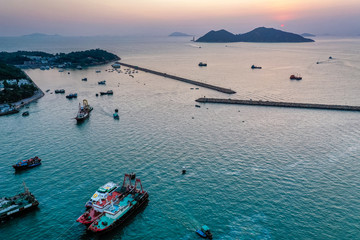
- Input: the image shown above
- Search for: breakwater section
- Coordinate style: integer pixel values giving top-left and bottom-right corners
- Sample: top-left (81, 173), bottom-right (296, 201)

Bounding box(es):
top-left (195, 98), bottom-right (360, 112)
top-left (118, 62), bottom-right (236, 94)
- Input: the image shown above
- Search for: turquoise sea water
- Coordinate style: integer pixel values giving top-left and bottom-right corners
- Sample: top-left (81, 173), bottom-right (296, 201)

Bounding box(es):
top-left (0, 36), bottom-right (360, 239)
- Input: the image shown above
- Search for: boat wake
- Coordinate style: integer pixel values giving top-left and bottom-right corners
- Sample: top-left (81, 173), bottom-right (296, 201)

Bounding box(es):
top-left (187, 44), bottom-right (201, 48)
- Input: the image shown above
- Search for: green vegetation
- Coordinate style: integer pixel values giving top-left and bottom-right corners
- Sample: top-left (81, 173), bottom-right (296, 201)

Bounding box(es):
top-left (0, 49), bottom-right (120, 67)
top-left (0, 84), bottom-right (37, 104)
top-left (0, 62), bottom-right (29, 80)
top-left (54, 49), bottom-right (120, 66)
top-left (0, 63), bottom-right (35, 104)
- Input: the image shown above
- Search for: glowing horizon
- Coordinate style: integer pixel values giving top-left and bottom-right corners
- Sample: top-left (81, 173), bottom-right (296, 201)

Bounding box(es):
top-left (0, 0), bottom-right (359, 36)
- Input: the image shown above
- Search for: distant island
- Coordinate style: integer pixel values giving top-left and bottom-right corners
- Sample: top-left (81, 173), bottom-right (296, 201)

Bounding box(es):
top-left (21, 33), bottom-right (61, 38)
top-left (301, 33), bottom-right (316, 37)
top-left (196, 27), bottom-right (315, 43)
top-left (0, 49), bottom-right (120, 69)
top-left (169, 32), bottom-right (193, 37)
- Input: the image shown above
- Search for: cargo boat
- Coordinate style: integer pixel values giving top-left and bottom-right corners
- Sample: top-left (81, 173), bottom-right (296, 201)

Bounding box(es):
top-left (77, 186), bottom-right (124, 225)
top-left (75, 99), bottom-right (93, 122)
top-left (0, 182), bottom-right (39, 222)
top-left (13, 156), bottom-right (41, 170)
top-left (77, 174), bottom-right (136, 226)
top-left (87, 175), bottom-right (149, 233)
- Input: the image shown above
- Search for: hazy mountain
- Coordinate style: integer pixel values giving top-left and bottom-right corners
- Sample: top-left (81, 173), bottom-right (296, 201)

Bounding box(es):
top-left (196, 29), bottom-right (237, 42)
top-left (169, 32), bottom-right (192, 37)
top-left (196, 27), bottom-right (314, 43)
top-left (21, 33), bottom-right (61, 38)
top-left (301, 33), bottom-right (316, 37)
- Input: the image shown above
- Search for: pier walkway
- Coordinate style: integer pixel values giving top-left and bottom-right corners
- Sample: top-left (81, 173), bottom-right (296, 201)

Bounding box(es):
top-left (195, 98), bottom-right (360, 112)
top-left (118, 62), bottom-right (236, 94)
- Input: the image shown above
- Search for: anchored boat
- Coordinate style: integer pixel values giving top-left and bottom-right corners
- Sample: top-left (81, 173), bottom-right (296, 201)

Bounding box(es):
top-left (198, 62), bottom-right (207, 67)
top-left (85, 182), bottom-right (118, 208)
top-left (13, 156), bottom-right (41, 170)
top-left (66, 93), bottom-right (78, 99)
top-left (75, 99), bottom-right (93, 122)
top-left (290, 74), bottom-right (302, 80)
top-left (251, 65), bottom-right (262, 69)
top-left (54, 89), bottom-right (65, 94)
top-left (113, 109), bottom-right (119, 120)
top-left (79, 174), bottom-right (149, 233)
top-left (100, 90), bottom-right (113, 95)
top-left (0, 182), bottom-right (39, 222)
top-left (196, 225), bottom-right (213, 239)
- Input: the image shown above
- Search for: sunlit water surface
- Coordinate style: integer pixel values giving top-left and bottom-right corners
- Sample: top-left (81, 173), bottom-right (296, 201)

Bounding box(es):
top-left (0, 36), bottom-right (359, 239)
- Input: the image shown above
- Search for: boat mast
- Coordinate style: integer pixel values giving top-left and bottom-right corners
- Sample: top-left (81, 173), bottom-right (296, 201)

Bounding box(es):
top-left (23, 181), bottom-right (30, 195)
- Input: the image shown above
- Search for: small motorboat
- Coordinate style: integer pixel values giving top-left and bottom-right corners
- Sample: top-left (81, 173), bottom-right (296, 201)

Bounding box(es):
top-left (66, 93), bottom-right (78, 99)
top-left (290, 74), bottom-right (302, 80)
top-left (196, 225), bottom-right (213, 239)
top-left (82, 78), bottom-right (87, 81)
top-left (22, 111), bottom-right (29, 116)
top-left (13, 156), bottom-right (41, 170)
top-left (195, 105), bottom-right (201, 108)
top-left (100, 90), bottom-right (113, 95)
top-left (96, 70), bottom-right (101, 73)
top-left (98, 80), bottom-right (106, 85)
top-left (54, 89), bottom-right (65, 94)
top-left (198, 62), bottom-right (207, 67)
top-left (251, 65), bottom-right (262, 69)
top-left (46, 89), bottom-right (50, 92)
top-left (113, 108), bottom-right (119, 119)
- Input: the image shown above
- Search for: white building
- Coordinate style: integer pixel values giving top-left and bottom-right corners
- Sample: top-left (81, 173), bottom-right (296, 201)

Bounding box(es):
top-left (18, 79), bottom-right (30, 86)
top-left (6, 79), bottom-right (17, 85)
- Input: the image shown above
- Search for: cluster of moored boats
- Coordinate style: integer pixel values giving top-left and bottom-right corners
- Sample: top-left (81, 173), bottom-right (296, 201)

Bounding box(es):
top-left (4, 158), bottom-right (152, 235)
top-left (5, 155), bottom-right (212, 238)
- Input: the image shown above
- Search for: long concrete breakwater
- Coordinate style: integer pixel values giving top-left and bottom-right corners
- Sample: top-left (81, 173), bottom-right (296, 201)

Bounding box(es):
top-left (118, 62), bottom-right (236, 94)
top-left (195, 98), bottom-right (360, 112)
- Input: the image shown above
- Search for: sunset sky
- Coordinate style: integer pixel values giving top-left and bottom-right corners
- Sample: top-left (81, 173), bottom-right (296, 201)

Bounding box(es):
top-left (0, 0), bottom-right (359, 36)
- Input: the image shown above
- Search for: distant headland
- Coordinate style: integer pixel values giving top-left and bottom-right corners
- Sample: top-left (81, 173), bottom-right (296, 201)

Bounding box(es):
top-left (0, 49), bottom-right (120, 115)
top-left (0, 49), bottom-right (120, 69)
top-left (169, 32), bottom-right (193, 37)
top-left (196, 27), bottom-right (315, 43)
top-left (301, 33), bottom-right (316, 37)
top-left (21, 33), bottom-right (61, 38)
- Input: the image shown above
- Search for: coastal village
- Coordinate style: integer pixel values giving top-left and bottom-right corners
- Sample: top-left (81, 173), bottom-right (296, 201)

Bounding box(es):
top-left (0, 49), bottom-right (120, 115)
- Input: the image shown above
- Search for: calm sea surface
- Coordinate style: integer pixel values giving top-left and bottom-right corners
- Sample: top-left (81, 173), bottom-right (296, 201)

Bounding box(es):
top-left (0, 36), bottom-right (359, 240)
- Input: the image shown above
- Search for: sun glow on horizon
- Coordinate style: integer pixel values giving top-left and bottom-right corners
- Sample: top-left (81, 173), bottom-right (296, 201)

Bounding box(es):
top-left (0, 0), bottom-right (359, 36)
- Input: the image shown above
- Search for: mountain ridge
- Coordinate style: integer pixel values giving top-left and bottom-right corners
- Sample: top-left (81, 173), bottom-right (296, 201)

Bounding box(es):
top-left (196, 27), bottom-right (314, 43)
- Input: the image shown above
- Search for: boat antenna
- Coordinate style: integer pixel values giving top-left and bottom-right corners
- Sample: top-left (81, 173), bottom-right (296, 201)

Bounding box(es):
top-left (23, 181), bottom-right (30, 195)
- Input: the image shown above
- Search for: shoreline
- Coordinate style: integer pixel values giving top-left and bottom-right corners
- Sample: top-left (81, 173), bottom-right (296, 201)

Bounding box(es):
top-left (0, 72), bottom-right (45, 115)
